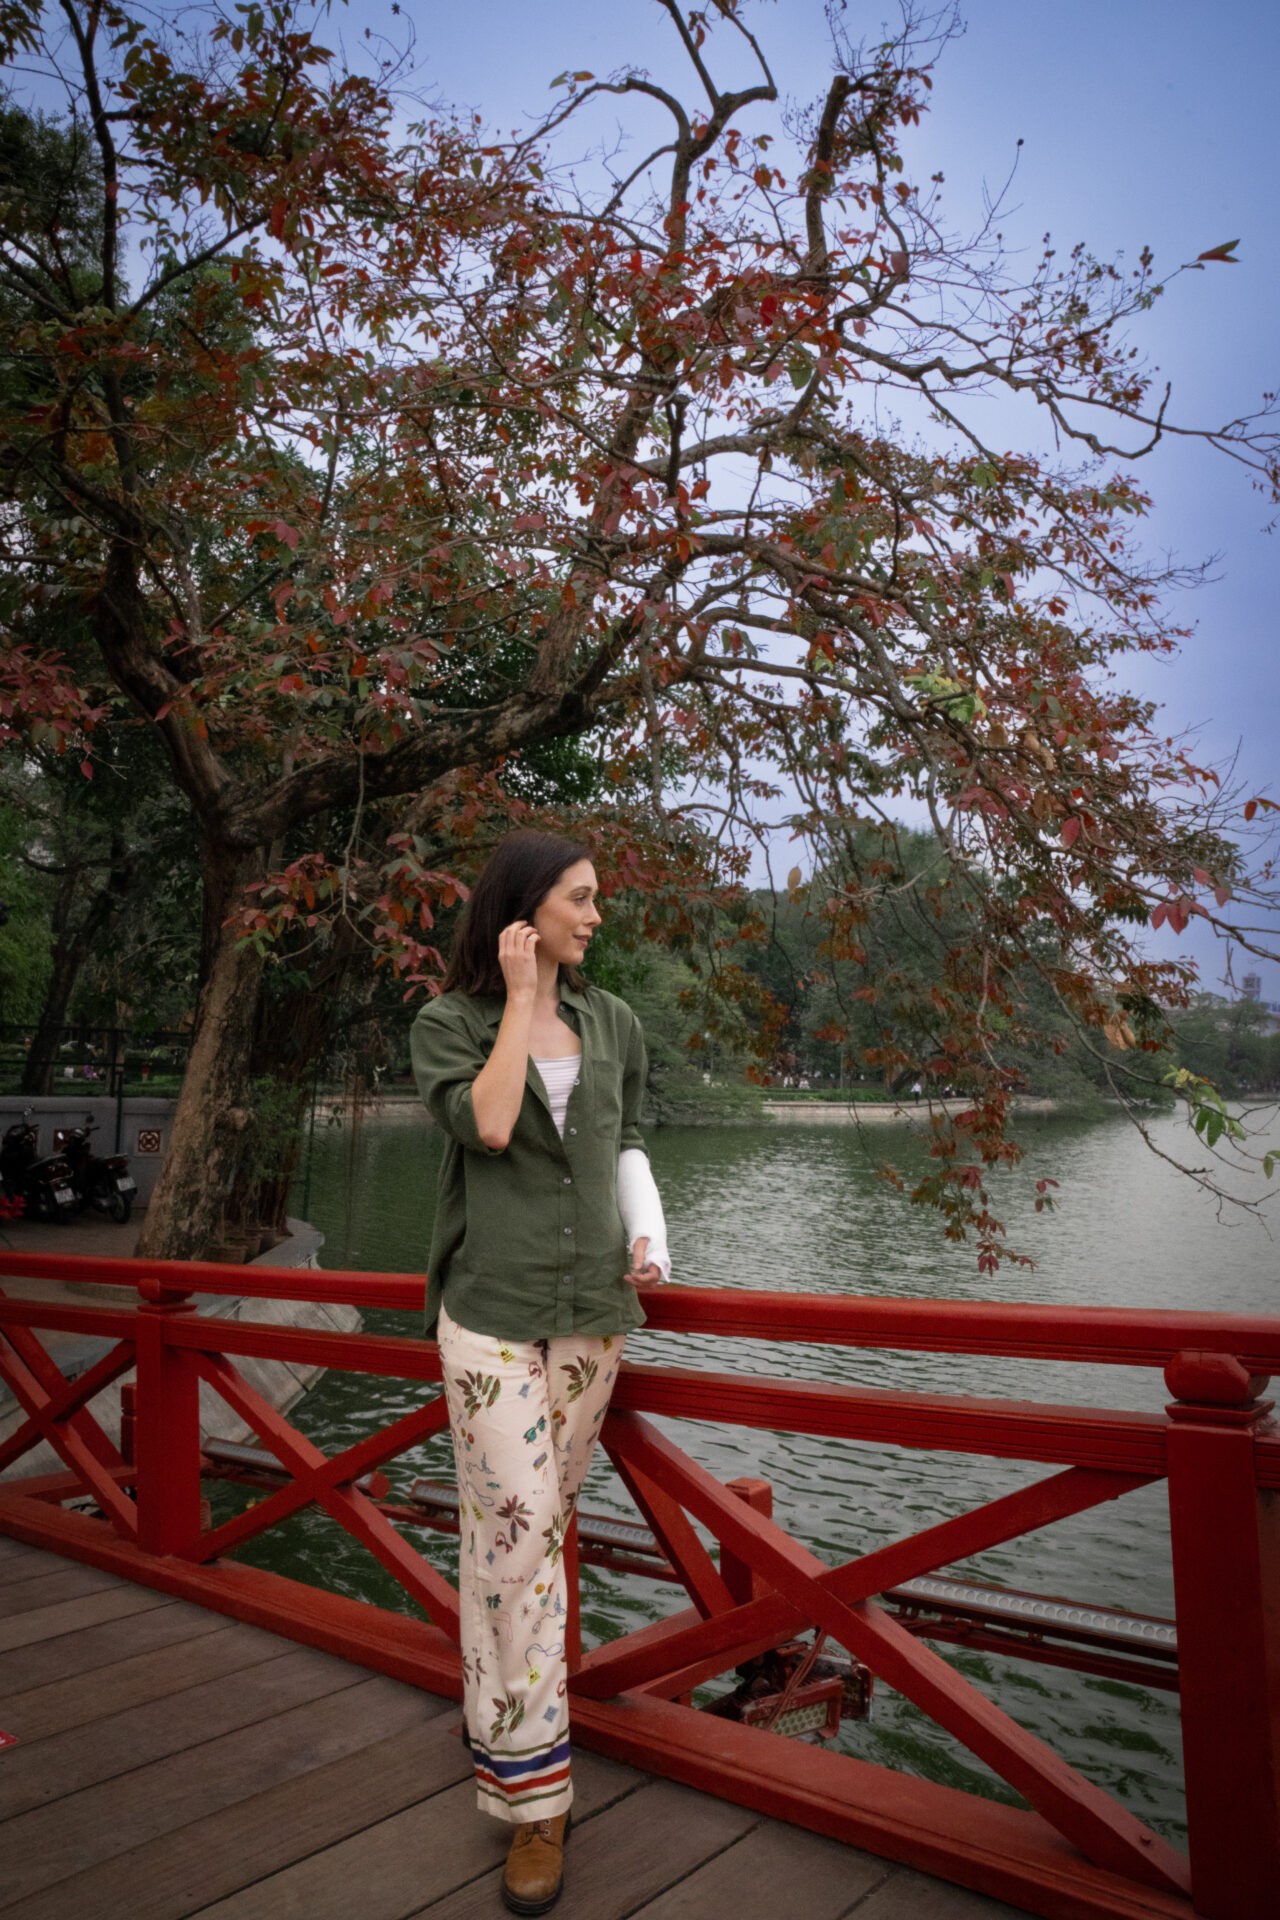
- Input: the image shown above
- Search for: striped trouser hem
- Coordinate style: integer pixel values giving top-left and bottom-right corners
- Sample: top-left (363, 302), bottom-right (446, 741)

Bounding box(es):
top-left (473, 1735), bottom-right (573, 1820)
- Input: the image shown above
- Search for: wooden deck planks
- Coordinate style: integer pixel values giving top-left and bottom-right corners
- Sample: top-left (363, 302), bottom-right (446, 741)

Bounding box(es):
top-left (852, 1870), bottom-right (1030, 1919)
top-left (627, 1820), bottom-right (894, 1919)
top-left (0, 1620), bottom-right (287, 1745)
top-left (0, 1579), bottom-right (172, 1655)
top-left (408, 1778), bottom-right (758, 1920)
top-left (5, 1712), bottom-right (462, 1920)
top-left (0, 1592), bottom-right (227, 1696)
top-left (0, 1641), bottom-right (381, 1819)
top-left (0, 1548), bottom-right (57, 1588)
top-left (0, 1543), bottom-right (1036, 1920)
top-left (1, 1665), bottom-right (417, 1905)
top-left (191, 1747), bottom-right (645, 1920)
top-left (0, 1561), bottom-right (126, 1619)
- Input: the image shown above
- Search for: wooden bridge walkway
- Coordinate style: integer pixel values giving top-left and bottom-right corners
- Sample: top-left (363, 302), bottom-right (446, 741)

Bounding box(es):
top-left (0, 1539), bottom-right (1023, 1920)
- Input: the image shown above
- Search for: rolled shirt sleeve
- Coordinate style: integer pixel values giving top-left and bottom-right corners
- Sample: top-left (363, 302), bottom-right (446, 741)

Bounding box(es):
top-left (620, 1013), bottom-right (648, 1153)
top-left (411, 998), bottom-right (501, 1154)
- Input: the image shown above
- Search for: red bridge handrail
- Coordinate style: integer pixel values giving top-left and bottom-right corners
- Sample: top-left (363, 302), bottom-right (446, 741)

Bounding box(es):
top-left (3, 1248), bottom-right (1280, 1371)
top-left (2, 1247), bottom-right (1278, 1920)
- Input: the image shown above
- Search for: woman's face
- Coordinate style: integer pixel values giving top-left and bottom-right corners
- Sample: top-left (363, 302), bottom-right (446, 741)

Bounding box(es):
top-left (532, 859), bottom-right (601, 967)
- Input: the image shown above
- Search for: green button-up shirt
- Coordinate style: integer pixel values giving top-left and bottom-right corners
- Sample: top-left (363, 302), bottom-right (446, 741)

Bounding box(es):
top-left (410, 979), bottom-right (650, 1340)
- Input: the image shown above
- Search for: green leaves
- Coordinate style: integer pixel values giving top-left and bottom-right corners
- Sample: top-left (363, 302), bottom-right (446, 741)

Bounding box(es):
top-left (0, 2), bottom-right (42, 64)
top-left (1162, 1067), bottom-right (1247, 1151)
top-left (907, 669), bottom-right (986, 727)
top-left (787, 347), bottom-right (815, 389)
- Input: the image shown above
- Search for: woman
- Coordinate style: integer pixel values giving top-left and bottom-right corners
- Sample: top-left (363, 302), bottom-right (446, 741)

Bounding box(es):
top-left (411, 830), bottom-right (670, 1916)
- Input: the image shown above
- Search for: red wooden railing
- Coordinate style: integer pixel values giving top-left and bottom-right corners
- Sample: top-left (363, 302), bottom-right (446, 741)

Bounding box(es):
top-left (1, 1249), bottom-right (1277, 1920)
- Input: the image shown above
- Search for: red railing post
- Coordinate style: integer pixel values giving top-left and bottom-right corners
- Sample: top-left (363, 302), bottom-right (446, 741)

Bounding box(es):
top-left (119, 1380), bottom-right (136, 1467)
top-left (722, 1477), bottom-right (773, 1603)
top-left (1165, 1350), bottom-right (1280, 1920)
top-left (133, 1276), bottom-right (203, 1559)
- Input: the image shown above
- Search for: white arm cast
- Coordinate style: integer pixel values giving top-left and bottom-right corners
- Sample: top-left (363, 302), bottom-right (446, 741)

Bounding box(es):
top-left (617, 1147), bottom-right (672, 1281)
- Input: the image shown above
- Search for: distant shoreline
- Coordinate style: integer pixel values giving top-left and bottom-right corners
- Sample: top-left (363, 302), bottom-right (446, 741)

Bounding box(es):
top-left (313, 1091), bottom-right (1063, 1125)
top-left (760, 1096), bottom-right (1061, 1124)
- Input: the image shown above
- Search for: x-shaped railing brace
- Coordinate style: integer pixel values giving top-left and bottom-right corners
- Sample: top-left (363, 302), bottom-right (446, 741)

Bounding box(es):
top-left (0, 1308), bottom-right (137, 1535)
top-left (581, 1409), bottom-right (1187, 1900)
top-left (191, 1352), bottom-right (460, 1640)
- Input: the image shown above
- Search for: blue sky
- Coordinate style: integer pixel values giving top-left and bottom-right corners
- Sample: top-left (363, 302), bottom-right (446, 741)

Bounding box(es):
top-left (359, 0), bottom-right (1277, 994)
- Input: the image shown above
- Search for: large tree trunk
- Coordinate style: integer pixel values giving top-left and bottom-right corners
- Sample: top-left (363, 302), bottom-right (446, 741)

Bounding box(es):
top-left (134, 845), bottom-right (267, 1262)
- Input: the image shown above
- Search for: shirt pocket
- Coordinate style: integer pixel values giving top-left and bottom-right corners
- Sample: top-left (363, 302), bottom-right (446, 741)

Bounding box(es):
top-left (581, 1047), bottom-right (622, 1144)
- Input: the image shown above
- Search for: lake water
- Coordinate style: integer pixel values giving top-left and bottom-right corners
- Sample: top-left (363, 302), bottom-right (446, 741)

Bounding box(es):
top-left (222, 1101), bottom-right (1279, 1843)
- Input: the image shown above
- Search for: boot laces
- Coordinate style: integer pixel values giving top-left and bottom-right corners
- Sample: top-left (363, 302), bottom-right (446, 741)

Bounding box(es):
top-left (515, 1817), bottom-right (556, 1847)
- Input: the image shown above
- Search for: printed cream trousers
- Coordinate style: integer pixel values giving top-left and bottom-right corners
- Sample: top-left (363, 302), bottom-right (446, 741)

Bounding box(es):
top-left (437, 1303), bottom-right (625, 1823)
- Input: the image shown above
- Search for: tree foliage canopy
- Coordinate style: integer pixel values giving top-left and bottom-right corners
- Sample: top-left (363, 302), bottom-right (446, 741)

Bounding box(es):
top-left (2, 0), bottom-right (1276, 1263)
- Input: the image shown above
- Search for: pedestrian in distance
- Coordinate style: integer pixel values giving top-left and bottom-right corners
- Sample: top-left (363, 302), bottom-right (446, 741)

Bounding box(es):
top-left (411, 830), bottom-right (671, 1915)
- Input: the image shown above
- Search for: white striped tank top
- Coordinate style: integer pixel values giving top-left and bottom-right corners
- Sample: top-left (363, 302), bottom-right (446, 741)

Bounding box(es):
top-left (532, 1054), bottom-right (579, 1137)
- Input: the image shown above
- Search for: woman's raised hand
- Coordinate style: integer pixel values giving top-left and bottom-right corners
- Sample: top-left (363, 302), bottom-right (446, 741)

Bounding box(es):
top-left (497, 920), bottom-right (540, 1001)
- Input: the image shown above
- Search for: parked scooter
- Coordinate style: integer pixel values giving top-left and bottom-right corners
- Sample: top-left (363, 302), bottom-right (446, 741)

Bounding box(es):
top-left (0, 1110), bottom-right (78, 1223)
top-left (57, 1115), bottom-right (137, 1224)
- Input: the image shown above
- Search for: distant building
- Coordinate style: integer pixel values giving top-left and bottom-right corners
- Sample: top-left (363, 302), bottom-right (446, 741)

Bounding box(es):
top-left (1241, 972), bottom-right (1262, 1002)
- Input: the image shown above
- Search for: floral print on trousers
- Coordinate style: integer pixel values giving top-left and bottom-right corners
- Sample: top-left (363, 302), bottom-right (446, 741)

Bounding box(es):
top-left (437, 1302), bottom-right (624, 1824)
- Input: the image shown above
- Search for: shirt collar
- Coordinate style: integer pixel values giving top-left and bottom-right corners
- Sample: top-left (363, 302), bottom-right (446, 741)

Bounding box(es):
top-left (473, 978), bottom-right (590, 1028)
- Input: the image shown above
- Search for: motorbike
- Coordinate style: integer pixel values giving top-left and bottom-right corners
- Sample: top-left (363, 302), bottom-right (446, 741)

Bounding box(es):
top-left (0, 1111), bottom-right (78, 1223)
top-left (57, 1115), bottom-right (137, 1224)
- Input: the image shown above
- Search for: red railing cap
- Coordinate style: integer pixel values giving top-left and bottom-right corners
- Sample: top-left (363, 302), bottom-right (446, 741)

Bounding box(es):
top-left (3, 1252), bottom-right (1280, 1371)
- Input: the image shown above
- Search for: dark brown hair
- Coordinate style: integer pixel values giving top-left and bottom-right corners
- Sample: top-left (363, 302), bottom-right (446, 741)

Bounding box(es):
top-left (442, 830), bottom-right (594, 997)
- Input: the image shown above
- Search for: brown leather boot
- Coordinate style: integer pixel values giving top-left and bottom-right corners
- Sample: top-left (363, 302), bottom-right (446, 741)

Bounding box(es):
top-left (500, 1810), bottom-right (571, 1915)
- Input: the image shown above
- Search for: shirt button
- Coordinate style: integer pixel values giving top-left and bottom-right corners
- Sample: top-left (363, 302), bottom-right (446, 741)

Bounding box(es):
top-left (561, 1275), bottom-right (572, 1286)
top-left (568, 1127), bottom-right (577, 1136)
top-left (563, 1226), bottom-right (573, 1236)
top-left (562, 1176), bottom-right (572, 1186)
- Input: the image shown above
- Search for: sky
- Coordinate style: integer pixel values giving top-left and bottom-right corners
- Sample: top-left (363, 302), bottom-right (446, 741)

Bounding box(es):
top-left (339, 0), bottom-right (1277, 996)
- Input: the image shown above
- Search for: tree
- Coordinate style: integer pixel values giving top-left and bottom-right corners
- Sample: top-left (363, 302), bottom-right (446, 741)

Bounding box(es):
top-left (1172, 994), bottom-right (1280, 1096)
top-left (0, 724), bottom-right (186, 1087)
top-left (0, 807), bottom-right (51, 1028)
top-left (2, 0), bottom-right (1276, 1267)
top-left (745, 826), bottom-right (1174, 1109)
